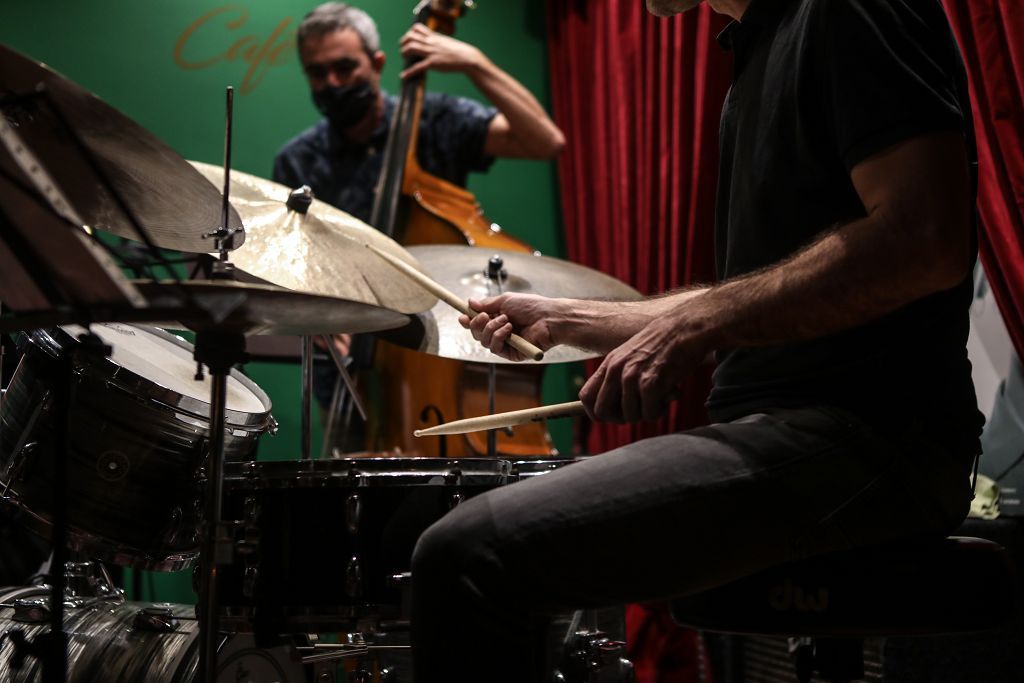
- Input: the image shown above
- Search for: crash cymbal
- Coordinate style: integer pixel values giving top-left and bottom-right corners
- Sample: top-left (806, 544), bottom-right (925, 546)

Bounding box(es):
top-left (190, 161), bottom-right (436, 316)
top-left (378, 245), bottom-right (643, 364)
top-left (0, 44), bottom-right (242, 253)
top-left (134, 280), bottom-right (409, 336)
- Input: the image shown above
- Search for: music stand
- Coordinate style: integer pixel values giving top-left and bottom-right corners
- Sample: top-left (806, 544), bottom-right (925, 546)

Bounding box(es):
top-left (0, 124), bottom-right (142, 683)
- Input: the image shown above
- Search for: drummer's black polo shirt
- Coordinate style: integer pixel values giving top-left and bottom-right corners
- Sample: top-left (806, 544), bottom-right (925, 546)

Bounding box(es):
top-left (707, 0), bottom-right (983, 452)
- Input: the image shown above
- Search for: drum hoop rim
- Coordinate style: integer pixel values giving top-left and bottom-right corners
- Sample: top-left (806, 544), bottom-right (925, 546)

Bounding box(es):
top-left (223, 456), bottom-right (511, 482)
top-left (22, 324), bottom-right (273, 426)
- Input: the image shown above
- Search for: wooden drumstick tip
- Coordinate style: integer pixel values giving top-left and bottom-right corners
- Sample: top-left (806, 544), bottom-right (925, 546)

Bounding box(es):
top-left (414, 400), bottom-right (584, 437)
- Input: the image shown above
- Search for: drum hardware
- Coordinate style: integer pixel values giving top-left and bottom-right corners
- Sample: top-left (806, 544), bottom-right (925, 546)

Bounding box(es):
top-left (218, 458), bottom-right (509, 635)
top-left (62, 560), bottom-right (123, 606)
top-left (1, 441), bottom-right (36, 498)
top-left (295, 638), bottom-right (411, 665)
top-left (554, 621), bottom-right (633, 683)
top-left (347, 493), bottom-right (363, 534)
top-left (132, 605), bottom-right (180, 633)
top-left (485, 254), bottom-right (507, 459)
top-left (320, 335), bottom-right (367, 456)
top-left (346, 557), bottom-right (365, 600)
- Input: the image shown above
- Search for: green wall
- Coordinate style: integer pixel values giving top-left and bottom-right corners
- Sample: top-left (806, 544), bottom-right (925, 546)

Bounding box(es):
top-left (2, 0), bottom-right (573, 602)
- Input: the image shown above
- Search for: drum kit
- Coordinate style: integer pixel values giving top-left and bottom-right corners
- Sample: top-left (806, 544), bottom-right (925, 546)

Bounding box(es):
top-left (0, 44), bottom-right (640, 682)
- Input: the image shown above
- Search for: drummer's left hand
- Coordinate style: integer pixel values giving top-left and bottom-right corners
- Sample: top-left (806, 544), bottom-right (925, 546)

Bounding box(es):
top-left (400, 24), bottom-right (484, 80)
top-left (580, 312), bottom-right (714, 424)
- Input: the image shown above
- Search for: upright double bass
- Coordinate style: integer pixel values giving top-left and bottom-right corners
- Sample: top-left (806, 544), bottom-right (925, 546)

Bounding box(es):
top-left (365, 0), bottom-right (556, 458)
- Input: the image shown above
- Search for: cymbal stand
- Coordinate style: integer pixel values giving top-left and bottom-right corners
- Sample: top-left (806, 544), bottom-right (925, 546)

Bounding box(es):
top-left (196, 86), bottom-right (245, 683)
top-left (320, 337), bottom-right (366, 454)
top-left (194, 328), bottom-right (244, 683)
top-left (485, 255), bottom-right (507, 459)
top-left (284, 185), bottom-right (366, 459)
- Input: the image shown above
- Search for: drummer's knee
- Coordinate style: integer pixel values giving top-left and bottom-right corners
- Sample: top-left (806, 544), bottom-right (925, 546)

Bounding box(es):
top-left (412, 498), bottom-right (505, 593)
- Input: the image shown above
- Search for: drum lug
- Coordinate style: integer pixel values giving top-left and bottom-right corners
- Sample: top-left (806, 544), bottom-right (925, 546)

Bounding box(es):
top-left (345, 494), bottom-right (361, 535)
top-left (243, 495), bottom-right (261, 523)
top-left (345, 556), bottom-right (363, 600)
top-left (267, 414), bottom-right (280, 436)
top-left (449, 492), bottom-right (464, 509)
top-left (11, 597), bottom-right (49, 624)
top-left (444, 466), bottom-right (464, 487)
top-left (65, 561), bottom-right (125, 604)
top-left (243, 565), bottom-right (259, 599)
top-left (133, 605), bottom-right (180, 632)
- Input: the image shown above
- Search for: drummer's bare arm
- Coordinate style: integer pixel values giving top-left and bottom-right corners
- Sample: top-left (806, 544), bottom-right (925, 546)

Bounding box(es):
top-left (399, 24), bottom-right (565, 159)
top-left (581, 131), bottom-right (973, 422)
top-left (460, 289), bottom-right (709, 361)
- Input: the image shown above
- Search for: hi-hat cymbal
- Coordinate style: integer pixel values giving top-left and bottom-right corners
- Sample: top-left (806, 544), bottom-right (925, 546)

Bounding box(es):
top-left (0, 45), bottom-right (243, 253)
top-left (190, 161), bottom-right (436, 316)
top-left (379, 245), bottom-right (643, 364)
top-left (0, 279), bottom-right (408, 337)
top-left (135, 280), bottom-right (409, 336)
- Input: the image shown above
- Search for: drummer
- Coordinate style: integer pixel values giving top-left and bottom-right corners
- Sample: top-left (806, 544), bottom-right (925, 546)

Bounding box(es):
top-left (272, 1), bottom-right (565, 418)
top-left (410, 0), bottom-right (983, 680)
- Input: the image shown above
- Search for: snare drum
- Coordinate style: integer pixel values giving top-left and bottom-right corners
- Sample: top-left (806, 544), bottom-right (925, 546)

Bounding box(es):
top-left (219, 457), bottom-right (510, 633)
top-left (0, 323), bottom-right (275, 571)
top-left (0, 586), bottom-right (303, 681)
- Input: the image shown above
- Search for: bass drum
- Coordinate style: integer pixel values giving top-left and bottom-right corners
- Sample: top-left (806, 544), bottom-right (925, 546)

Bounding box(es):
top-left (0, 586), bottom-right (305, 681)
top-left (0, 323), bottom-right (275, 571)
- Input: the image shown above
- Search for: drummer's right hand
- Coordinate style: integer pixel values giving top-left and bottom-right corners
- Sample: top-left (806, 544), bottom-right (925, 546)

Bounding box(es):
top-left (459, 294), bottom-right (556, 362)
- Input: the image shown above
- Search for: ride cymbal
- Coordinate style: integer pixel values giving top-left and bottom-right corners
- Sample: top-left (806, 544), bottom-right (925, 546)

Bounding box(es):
top-left (190, 161), bottom-right (436, 316)
top-left (379, 245), bottom-right (643, 364)
top-left (0, 44), bottom-right (242, 253)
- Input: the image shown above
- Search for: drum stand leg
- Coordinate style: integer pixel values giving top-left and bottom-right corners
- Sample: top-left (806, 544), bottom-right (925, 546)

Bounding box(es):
top-left (194, 329), bottom-right (246, 683)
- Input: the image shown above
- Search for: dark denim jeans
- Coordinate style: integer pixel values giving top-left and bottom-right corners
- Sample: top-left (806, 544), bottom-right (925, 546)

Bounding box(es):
top-left (410, 406), bottom-right (975, 682)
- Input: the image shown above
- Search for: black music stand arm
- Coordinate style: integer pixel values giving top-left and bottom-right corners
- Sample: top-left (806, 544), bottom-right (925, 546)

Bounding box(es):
top-left (35, 331), bottom-right (110, 683)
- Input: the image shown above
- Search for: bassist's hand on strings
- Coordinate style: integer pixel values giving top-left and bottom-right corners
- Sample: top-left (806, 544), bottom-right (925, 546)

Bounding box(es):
top-left (399, 24), bottom-right (483, 79)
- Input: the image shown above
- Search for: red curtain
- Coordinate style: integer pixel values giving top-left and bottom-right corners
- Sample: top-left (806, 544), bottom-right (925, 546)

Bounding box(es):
top-left (547, 1), bottom-right (730, 456)
top-left (547, 2), bottom-right (730, 681)
top-left (943, 0), bottom-right (1024, 359)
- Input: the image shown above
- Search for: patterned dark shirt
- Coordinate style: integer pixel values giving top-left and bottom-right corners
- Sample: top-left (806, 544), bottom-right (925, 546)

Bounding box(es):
top-left (272, 91), bottom-right (497, 224)
top-left (273, 91), bottom-right (496, 410)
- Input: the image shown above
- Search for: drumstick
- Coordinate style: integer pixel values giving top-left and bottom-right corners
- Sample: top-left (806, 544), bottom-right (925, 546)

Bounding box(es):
top-left (414, 400), bottom-right (585, 437)
top-left (364, 243), bottom-right (545, 361)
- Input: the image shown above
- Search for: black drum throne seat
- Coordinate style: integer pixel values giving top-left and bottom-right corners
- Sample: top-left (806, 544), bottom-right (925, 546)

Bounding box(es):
top-left (671, 534), bottom-right (1019, 682)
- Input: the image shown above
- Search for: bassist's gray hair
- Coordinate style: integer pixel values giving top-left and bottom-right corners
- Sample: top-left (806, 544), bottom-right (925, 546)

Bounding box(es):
top-left (297, 2), bottom-right (380, 56)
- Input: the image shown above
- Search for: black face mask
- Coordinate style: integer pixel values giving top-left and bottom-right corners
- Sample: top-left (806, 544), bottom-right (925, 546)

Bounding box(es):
top-left (312, 81), bottom-right (377, 133)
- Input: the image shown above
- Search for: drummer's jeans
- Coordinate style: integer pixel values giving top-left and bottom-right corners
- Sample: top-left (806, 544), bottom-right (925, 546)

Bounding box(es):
top-left (409, 406), bottom-right (976, 682)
